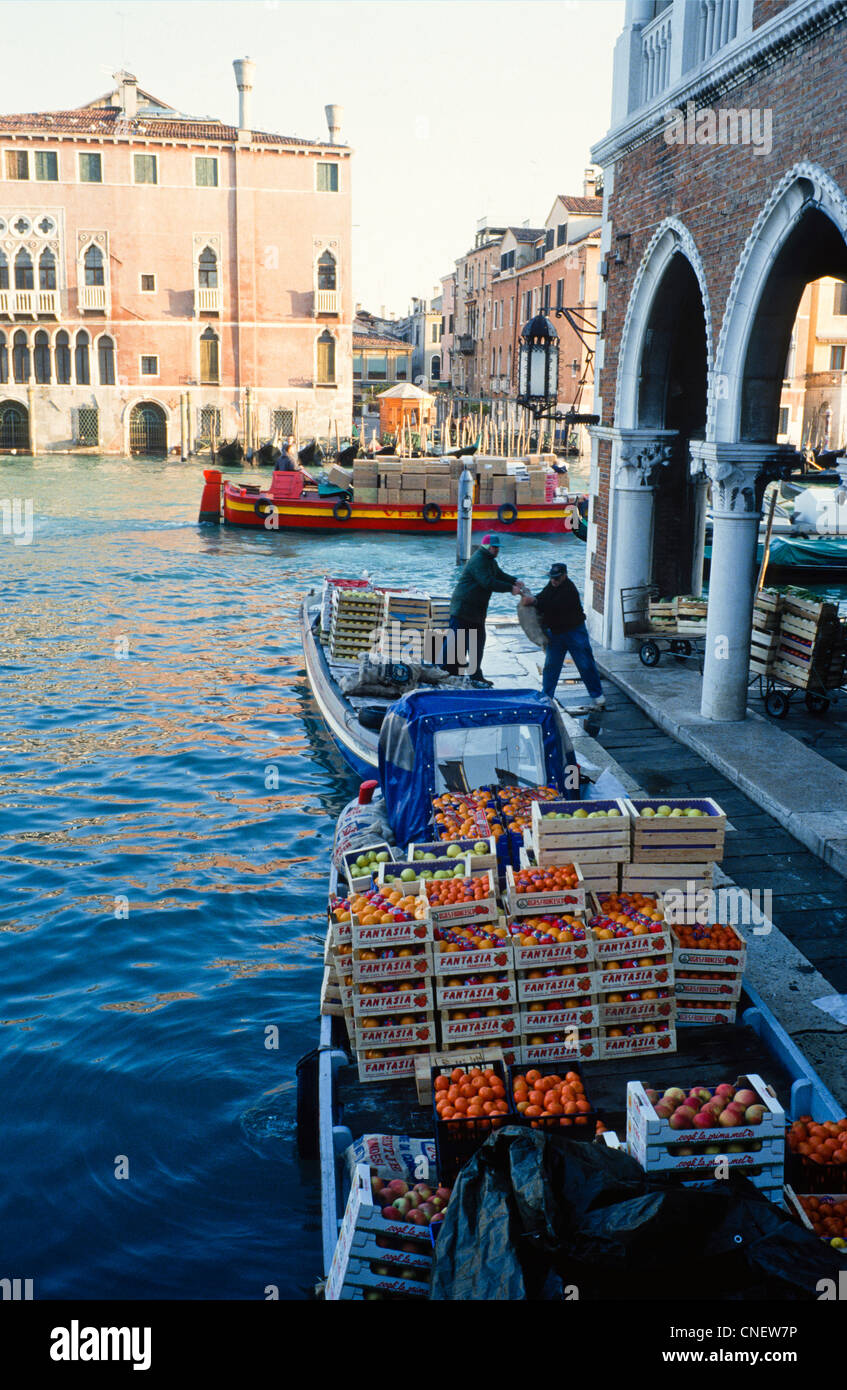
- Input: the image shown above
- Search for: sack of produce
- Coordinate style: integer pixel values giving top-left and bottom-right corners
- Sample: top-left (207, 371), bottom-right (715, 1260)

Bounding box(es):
top-left (518, 598), bottom-right (548, 649)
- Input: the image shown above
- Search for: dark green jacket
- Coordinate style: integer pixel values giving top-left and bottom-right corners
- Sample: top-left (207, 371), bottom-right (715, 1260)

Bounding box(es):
top-left (450, 548), bottom-right (517, 623)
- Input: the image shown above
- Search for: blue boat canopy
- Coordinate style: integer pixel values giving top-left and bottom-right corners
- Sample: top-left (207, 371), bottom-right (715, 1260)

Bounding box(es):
top-left (378, 687), bottom-right (578, 845)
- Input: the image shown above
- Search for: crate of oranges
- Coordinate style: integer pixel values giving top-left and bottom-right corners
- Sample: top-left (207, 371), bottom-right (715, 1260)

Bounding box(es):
top-left (505, 859), bottom-right (585, 916)
top-left (432, 922), bottom-right (514, 974)
top-left (510, 1066), bottom-right (600, 1133)
top-left (785, 1188), bottom-right (847, 1251)
top-left (506, 913), bottom-right (594, 969)
top-left (432, 1062), bottom-right (512, 1184)
top-left (669, 920), bottom-right (747, 974)
top-left (421, 869), bottom-right (498, 929)
top-left (787, 1116), bottom-right (847, 1193)
top-left (521, 1029), bottom-right (601, 1064)
top-left (674, 968), bottom-right (743, 1003)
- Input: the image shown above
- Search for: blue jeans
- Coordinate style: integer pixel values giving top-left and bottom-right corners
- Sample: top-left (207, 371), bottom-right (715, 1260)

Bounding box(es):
top-left (542, 623), bottom-right (603, 700)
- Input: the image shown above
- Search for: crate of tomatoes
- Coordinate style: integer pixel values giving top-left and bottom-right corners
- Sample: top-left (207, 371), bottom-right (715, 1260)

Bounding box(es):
top-left (508, 1063), bottom-right (602, 1135)
top-left (432, 1061), bottom-right (513, 1184)
top-left (421, 869), bottom-right (499, 929)
top-left (505, 858), bottom-right (586, 915)
top-left (786, 1116), bottom-right (847, 1193)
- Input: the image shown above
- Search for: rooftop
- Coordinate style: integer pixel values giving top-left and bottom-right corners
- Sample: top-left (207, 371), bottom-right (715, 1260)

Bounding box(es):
top-left (556, 195), bottom-right (603, 215)
top-left (0, 105), bottom-right (336, 148)
top-left (353, 330), bottom-right (413, 351)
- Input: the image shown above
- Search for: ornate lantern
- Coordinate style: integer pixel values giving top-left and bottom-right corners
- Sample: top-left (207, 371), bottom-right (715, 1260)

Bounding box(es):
top-left (517, 313), bottom-right (559, 415)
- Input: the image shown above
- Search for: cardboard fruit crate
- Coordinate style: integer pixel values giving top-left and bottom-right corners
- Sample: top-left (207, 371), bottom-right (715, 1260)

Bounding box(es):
top-left (351, 913), bottom-right (433, 953)
top-left (520, 1000), bottom-right (600, 1031)
top-left (529, 798), bottom-right (630, 862)
top-left (784, 1187), bottom-right (847, 1246)
top-left (507, 927), bottom-right (594, 970)
top-left (435, 974), bottom-right (517, 1008)
top-left (353, 983), bottom-right (434, 1018)
top-left (421, 869), bottom-right (499, 929)
top-left (356, 1047), bottom-right (433, 1084)
top-left (621, 862), bottom-right (714, 893)
top-left (676, 1003), bottom-right (737, 1025)
top-left (377, 858), bottom-right (470, 895)
top-left (352, 943), bottom-right (433, 985)
top-left (588, 908), bottom-right (674, 962)
top-left (439, 1009), bottom-right (520, 1044)
top-left (595, 957), bottom-right (674, 990)
top-left (597, 994), bottom-right (675, 1025)
top-left (675, 972), bottom-right (743, 1002)
top-left (325, 1163), bottom-right (434, 1300)
top-left (516, 965), bottom-right (597, 1001)
top-left (625, 798), bottom-right (726, 863)
top-left (505, 861), bottom-right (586, 916)
top-left (669, 923), bottom-right (747, 974)
top-left (409, 837), bottom-right (497, 873)
top-left (518, 1030), bottom-right (601, 1065)
top-left (354, 1013), bottom-right (438, 1050)
top-left (627, 1073), bottom-right (784, 1164)
top-left (327, 905), bottom-right (353, 951)
top-left (320, 965), bottom-right (344, 1017)
top-left (599, 1024), bottom-right (677, 1059)
top-left (431, 933), bottom-right (514, 975)
top-left (342, 842), bottom-right (397, 893)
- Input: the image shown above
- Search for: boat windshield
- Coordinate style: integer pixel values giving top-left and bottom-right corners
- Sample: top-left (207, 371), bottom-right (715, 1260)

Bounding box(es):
top-left (433, 723), bottom-right (546, 794)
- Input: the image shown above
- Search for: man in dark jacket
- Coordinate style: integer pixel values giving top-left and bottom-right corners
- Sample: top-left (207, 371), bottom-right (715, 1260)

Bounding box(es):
top-left (523, 561), bottom-right (605, 707)
top-left (442, 533), bottom-right (525, 686)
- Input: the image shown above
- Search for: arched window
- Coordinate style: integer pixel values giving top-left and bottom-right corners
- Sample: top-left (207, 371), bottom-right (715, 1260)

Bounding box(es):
top-left (13, 330), bottom-right (30, 382)
top-left (0, 252), bottom-right (8, 291)
top-left (198, 247), bottom-right (218, 289)
top-left (317, 250), bottom-right (336, 291)
top-left (317, 330), bottom-right (336, 385)
top-left (55, 330), bottom-right (71, 385)
top-left (39, 249), bottom-right (56, 291)
top-left (0, 332), bottom-right (7, 384)
top-left (84, 245), bottom-right (104, 286)
top-left (200, 327), bottom-right (219, 384)
top-left (34, 330), bottom-right (51, 384)
top-left (75, 330), bottom-right (90, 385)
top-left (14, 249), bottom-right (33, 291)
top-left (98, 335), bottom-right (115, 385)
top-left (431, 355), bottom-right (441, 381)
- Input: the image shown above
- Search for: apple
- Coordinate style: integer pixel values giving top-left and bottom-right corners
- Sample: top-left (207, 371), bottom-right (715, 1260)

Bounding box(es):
top-left (656, 805), bottom-right (672, 817)
top-left (405, 1192), bottom-right (421, 1210)
top-left (400, 867), bottom-right (416, 881)
top-left (693, 1112), bottom-right (713, 1128)
top-left (654, 1102), bottom-right (673, 1120)
top-left (408, 1209), bottom-right (428, 1226)
top-left (387, 1179), bottom-right (408, 1197)
top-left (734, 1089), bottom-right (758, 1108)
top-left (715, 1084), bottom-right (735, 1099)
top-left (393, 1195), bottom-right (412, 1216)
top-left (446, 844), bottom-right (461, 859)
top-left (669, 1107), bottom-right (696, 1129)
top-left (644, 1088), bottom-right (659, 1104)
top-left (745, 1105), bottom-right (765, 1124)
top-left (418, 1202), bottom-right (436, 1220)
top-left (663, 1087), bottom-right (686, 1105)
top-left (381, 1204), bottom-right (401, 1221)
top-left (371, 1176), bottom-right (385, 1196)
top-left (719, 1110), bottom-right (741, 1127)
top-left (376, 851), bottom-right (390, 862)
top-left (414, 1184), bottom-right (433, 1201)
top-left (430, 1196), bottom-right (445, 1212)
top-left (435, 1188), bottom-right (452, 1204)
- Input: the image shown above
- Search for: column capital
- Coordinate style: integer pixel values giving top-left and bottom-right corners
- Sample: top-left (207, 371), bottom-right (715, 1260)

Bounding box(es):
top-left (689, 441), bottom-right (801, 516)
top-left (590, 426), bottom-right (679, 489)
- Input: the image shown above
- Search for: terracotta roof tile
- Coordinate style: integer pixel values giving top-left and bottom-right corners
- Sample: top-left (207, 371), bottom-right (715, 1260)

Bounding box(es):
top-left (353, 331), bottom-right (413, 350)
top-left (0, 107), bottom-right (336, 147)
top-left (556, 196), bottom-right (602, 214)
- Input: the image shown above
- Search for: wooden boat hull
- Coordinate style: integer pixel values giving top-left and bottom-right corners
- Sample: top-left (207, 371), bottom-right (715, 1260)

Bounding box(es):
top-left (223, 482), bottom-right (579, 535)
top-left (300, 600), bottom-right (379, 777)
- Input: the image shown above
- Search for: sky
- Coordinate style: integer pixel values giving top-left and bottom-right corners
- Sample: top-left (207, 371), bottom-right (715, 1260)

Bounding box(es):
top-left (1, 0), bottom-right (625, 313)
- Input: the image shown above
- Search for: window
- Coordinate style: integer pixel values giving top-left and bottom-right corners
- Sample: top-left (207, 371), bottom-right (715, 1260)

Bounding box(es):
top-left (556, 277), bottom-right (564, 310)
top-left (35, 150), bottom-right (58, 181)
top-left (778, 407), bottom-right (789, 435)
top-left (141, 355), bottom-right (158, 376)
top-left (140, 274), bottom-right (156, 293)
top-left (84, 245), bottom-right (105, 286)
top-left (395, 356), bottom-right (408, 381)
top-left (542, 284), bottom-right (551, 312)
top-left (39, 249), bottom-right (56, 290)
top-left (13, 330), bottom-right (29, 383)
top-left (545, 229), bottom-right (554, 253)
top-left (366, 353), bottom-right (386, 381)
top-left (133, 153), bottom-right (158, 185)
top-left (431, 356), bottom-right (440, 381)
top-left (198, 247), bottom-right (218, 288)
top-left (55, 330), bottom-right (70, 384)
top-left (500, 250), bottom-right (515, 272)
top-left (449, 313), bottom-right (454, 333)
top-left (491, 347), bottom-right (496, 374)
top-left (557, 223), bottom-right (566, 247)
top-left (433, 722), bottom-right (546, 796)
top-left (200, 328), bottom-right (219, 384)
top-left (77, 406), bottom-right (99, 445)
top-left (831, 345), bottom-right (845, 371)
top-left (834, 283), bottom-right (847, 316)
top-left (195, 156), bottom-right (218, 187)
top-left (34, 330), bottom-right (51, 384)
top-left (14, 249), bottom-right (33, 291)
top-left (272, 408), bottom-right (294, 436)
top-left (316, 162), bottom-right (339, 192)
top-left (98, 335), bottom-right (115, 385)
top-left (317, 250), bottom-right (336, 291)
top-left (579, 267), bottom-right (585, 303)
top-left (0, 251), bottom-right (7, 290)
top-left (5, 150), bottom-right (29, 180)
top-left (352, 353), bottom-right (363, 380)
top-left (509, 300), bottom-right (514, 326)
top-left (79, 152), bottom-right (102, 183)
top-left (198, 405), bottom-right (221, 441)
top-left (75, 330), bottom-right (90, 384)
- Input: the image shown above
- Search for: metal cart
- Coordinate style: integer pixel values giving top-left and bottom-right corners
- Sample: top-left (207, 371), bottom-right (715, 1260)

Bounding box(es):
top-left (620, 584), bottom-right (707, 669)
top-left (754, 618), bottom-right (847, 719)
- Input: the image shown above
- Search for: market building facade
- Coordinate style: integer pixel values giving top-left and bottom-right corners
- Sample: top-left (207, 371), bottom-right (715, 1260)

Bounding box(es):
top-left (0, 63), bottom-right (352, 455)
top-left (587, 0), bottom-right (847, 720)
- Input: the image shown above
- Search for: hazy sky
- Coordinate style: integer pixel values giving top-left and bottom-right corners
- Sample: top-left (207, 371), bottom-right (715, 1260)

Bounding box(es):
top-left (1, 0), bottom-right (624, 312)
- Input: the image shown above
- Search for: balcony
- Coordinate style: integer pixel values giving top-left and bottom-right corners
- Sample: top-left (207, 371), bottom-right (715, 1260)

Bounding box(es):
top-left (456, 334), bottom-right (474, 355)
top-left (0, 289), bottom-right (60, 318)
top-left (79, 285), bottom-right (108, 313)
top-left (640, 5), bottom-right (673, 104)
top-left (195, 287), bottom-right (221, 314)
top-left (315, 288), bottom-right (339, 315)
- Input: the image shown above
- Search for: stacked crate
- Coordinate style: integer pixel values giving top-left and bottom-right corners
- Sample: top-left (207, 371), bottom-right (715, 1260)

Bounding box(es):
top-left (528, 797), bottom-right (630, 894)
top-left (427, 872), bottom-right (520, 1054)
top-left (626, 1075), bottom-right (785, 1201)
top-left (670, 921), bottom-right (747, 1025)
top-left (351, 458), bottom-right (379, 504)
top-left (422, 459), bottom-right (451, 508)
top-left (350, 893), bottom-right (434, 1080)
top-left (429, 596), bottom-right (452, 657)
top-left (750, 588), bottom-right (783, 676)
top-left (507, 914), bottom-right (600, 1065)
top-left (325, 1163), bottom-right (432, 1300)
top-left (377, 459), bottom-right (402, 503)
top-left (399, 462), bottom-right (426, 507)
top-left (771, 594), bottom-right (843, 691)
top-left (622, 797), bottom-right (725, 895)
top-left (647, 597), bottom-right (677, 631)
top-left (373, 589), bottom-right (433, 663)
top-left (588, 896), bottom-right (677, 1058)
top-left (675, 596), bottom-right (708, 635)
top-left (325, 901), bottom-right (355, 1029)
top-left (328, 586), bottom-right (385, 662)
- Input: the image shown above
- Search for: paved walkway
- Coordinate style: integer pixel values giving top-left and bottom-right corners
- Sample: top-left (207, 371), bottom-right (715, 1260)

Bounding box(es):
top-left (594, 649), bottom-right (847, 878)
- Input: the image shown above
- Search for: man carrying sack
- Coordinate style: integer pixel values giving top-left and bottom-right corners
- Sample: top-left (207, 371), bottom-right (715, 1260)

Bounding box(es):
top-left (522, 561), bottom-right (605, 708)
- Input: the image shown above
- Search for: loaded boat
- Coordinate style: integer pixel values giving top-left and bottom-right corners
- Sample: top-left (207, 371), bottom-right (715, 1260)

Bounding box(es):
top-left (298, 575), bottom-right (846, 1301)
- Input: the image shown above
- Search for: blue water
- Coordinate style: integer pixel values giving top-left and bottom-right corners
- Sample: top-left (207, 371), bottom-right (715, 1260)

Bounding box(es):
top-left (0, 455), bottom-right (584, 1300)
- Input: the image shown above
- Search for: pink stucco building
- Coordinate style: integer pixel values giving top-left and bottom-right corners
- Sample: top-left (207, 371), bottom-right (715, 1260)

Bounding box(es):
top-left (0, 62), bottom-right (352, 454)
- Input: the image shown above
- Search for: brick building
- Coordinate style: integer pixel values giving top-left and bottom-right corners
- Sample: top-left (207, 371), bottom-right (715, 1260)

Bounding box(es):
top-left (587, 0), bottom-right (847, 719)
top-left (0, 63), bottom-right (352, 455)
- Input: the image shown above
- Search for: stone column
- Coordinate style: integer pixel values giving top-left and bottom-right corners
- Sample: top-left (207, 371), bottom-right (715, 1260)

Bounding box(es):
top-left (689, 471), bottom-right (709, 597)
top-left (693, 442), bottom-right (797, 721)
top-left (607, 427), bottom-right (678, 648)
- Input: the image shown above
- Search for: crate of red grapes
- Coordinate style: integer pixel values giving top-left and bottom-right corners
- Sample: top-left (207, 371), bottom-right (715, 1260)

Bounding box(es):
top-left (505, 859), bottom-right (586, 915)
top-left (785, 1188), bottom-right (847, 1252)
top-left (509, 1064), bottom-right (602, 1135)
top-left (432, 1061), bottom-right (513, 1184)
top-left (787, 1116), bottom-right (847, 1193)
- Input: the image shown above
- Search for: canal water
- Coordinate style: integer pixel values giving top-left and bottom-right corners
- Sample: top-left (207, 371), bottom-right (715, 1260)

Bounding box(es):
top-left (0, 454), bottom-right (586, 1300)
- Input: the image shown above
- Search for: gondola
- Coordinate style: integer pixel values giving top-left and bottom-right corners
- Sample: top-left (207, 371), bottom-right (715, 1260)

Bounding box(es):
top-left (255, 437), bottom-right (282, 467)
top-left (216, 438), bottom-right (244, 464)
top-left (298, 440), bottom-right (323, 468)
top-left (336, 442), bottom-right (359, 468)
top-left (446, 432), bottom-right (481, 459)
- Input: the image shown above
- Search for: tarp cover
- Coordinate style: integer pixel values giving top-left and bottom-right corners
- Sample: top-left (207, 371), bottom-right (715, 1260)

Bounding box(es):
top-left (378, 687), bottom-right (577, 846)
top-left (430, 1127), bottom-right (843, 1301)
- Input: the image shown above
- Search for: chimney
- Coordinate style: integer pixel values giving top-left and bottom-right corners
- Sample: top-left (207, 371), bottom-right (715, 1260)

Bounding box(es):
top-left (583, 167), bottom-right (597, 198)
top-left (233, 57), bottom-right (256, 130)
top-left (325, 104), bottom-right (342, 143)
top-left (114, 70), bottom-right (138, 119)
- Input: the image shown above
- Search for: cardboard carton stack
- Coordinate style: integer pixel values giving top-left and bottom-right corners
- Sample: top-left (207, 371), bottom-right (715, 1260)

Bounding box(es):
top-left (377, 459), bottom-right (402, 504)
top-left (351, 459), bottom-right (379, 504)
top-left (422, 459), bottom-right (451, 507)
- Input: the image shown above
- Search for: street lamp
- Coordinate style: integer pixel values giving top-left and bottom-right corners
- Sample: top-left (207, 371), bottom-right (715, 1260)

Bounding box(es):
top-left (517, 314), bottom-right (559, 416)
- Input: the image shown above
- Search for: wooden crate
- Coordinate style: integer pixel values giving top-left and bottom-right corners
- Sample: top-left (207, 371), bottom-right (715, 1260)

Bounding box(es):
top-left (529, 798), bottom-right (630, 863)
top-left (439, 1010), bottom-right (520, 1044)
top-left (505, 860), bottom-right (586, 916)
top-left (421, 869), bottom-right (499, 929)
top-left (435, 973), bottom-right (517, 1008)
top-left (625, 798), bottom-right (725, 863)
top-left (377, 857), bottom-right (470, 896)
top-left (352, 943), bottom-right (433, 985)
top-left (353, 1013), bottom-right (438, 1051)
top-left (408, 837), bottom-right (496, 873)
top-left (353, 983), bottom-right (434, 1018)
top-left (520, 1000), bottom-right (601, 1031)
top-left (669, 923), bottom-right (747, 974)
top-left (676, 1003), bottom-right (737, 1025)
top-left (599, 1024), bottom-right (677, 1059)
top-left (320, 965), bottom-right (344, 1017)
top-left (518, 1030), bottom-right (602, 1065)
top-left (351, 913), bottom-right (433, 953)
top-left (597, 995), bottom-right (675, 1025)
top-left (516, 966), bottom-right (597, 1001)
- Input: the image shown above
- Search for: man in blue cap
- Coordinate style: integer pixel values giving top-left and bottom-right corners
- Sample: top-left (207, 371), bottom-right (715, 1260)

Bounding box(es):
top-left (442, 533), bottom-right (526, 686)
top-left (523, 561), bottom-right (605, 708)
